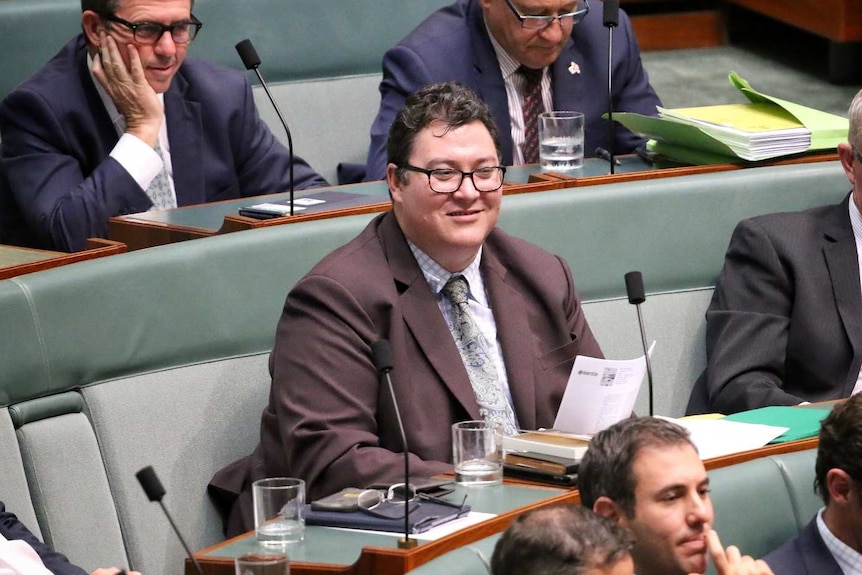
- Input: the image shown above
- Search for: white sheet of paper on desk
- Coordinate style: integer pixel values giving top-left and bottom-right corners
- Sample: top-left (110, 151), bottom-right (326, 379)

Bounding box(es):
top-left (293, 198), bottom-right (326, 206)
top-left (667, 417), bottom-right (788, 460)
top-left (553, 342), bottom-right (655, 435)
top-left (325, 511), bottom-right (496, 541)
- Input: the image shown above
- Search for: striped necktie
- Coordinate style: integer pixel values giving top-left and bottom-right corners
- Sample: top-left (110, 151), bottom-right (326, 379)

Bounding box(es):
top-left (519, 66), bottom-right (544, 164)
top-left (442, 275), bottom-right (518, 435)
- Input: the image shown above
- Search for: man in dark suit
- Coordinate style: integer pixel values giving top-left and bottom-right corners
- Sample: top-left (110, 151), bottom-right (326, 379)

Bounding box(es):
top-left (209, 82), bottom-right (602, 535)
top-left (763, 393), bottom-right (862, 574)
top-left (363, 0), bottom-right (661, 181)
top-left (0, 0), bottom-right (327, 252)
top-left (0, 501), bottom-right (135, 575)
top-left (686, 88), bottom-right (862, 415)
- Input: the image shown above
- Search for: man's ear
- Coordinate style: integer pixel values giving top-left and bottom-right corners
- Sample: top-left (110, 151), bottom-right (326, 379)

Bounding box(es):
top-left (838, 143), bottom-right (856, 185)
top-left (81, 11), bottom-right (104, 49)
top-left (386, 164), bottom-right (403, 204)
top-left (826, 468), bottom-right (853, 505)
top-left (593, 496), bottom-right (628, 525)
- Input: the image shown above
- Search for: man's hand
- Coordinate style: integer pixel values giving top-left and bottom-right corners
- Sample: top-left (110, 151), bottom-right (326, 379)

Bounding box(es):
top-left (92, 32), bottom-right (162, 147)
top-left (695, 529), bottom-right (774, 575)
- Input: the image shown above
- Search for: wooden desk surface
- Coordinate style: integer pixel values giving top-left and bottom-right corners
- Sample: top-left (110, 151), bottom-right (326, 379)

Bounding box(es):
top-left (190, 434), bottom-right (818, 575)
top-left (0, 239), bottom-right (126, 280)
top-left (110, 152), bottom-right (839, 252)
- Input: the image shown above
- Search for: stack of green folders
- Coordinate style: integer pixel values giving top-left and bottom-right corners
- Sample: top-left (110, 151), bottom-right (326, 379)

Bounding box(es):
top-left (613, 72), bottom-right (849, 165)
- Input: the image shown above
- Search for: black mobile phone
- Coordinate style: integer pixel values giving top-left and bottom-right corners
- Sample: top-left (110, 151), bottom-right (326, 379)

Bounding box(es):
top-left (309, 487), bottom-right (365, 512)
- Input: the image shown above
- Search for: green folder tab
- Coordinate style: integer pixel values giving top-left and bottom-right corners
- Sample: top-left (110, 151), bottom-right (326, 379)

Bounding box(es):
top-left (722, 406), bottom-right (830, 444)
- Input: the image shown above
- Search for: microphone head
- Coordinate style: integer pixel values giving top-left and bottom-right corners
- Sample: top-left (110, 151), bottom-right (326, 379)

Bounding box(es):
top-left (235, 39), bottom-right (261, 70)
top-left (603, 0), bottom-right (620, 27)
top-left (136, 466), bottom-right (166, 502)
top-left (625, 271), bottom-right (646, 305)
top-left (371, 340), bottom-right (394, 373)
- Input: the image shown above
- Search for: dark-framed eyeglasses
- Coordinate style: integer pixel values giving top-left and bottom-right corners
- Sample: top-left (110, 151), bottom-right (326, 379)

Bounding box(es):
top-left (102, 13), bottom-right (203, 45)
top-left (503, 0), bottom-right (590, 30)
top-left (400, 164), bottom-right (507, 194)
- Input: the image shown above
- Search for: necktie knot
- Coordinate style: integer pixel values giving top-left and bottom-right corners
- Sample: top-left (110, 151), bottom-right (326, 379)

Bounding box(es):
top-left (442, 275), bottom-right (469, 306)
top-left (518, 65), bottom-right (544, 86)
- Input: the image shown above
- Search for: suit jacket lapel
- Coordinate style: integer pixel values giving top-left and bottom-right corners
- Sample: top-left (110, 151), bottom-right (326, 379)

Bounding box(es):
top-left (551, 39), bottom-right (585, 112)
top-left (164, 71), bottom-right (205, 206)
top-left (821, 196), bottom-right (862, 393)
top-left (378, 213), bottom-right (482, 419)
top-left (467, 1), bottom-right (514, 164)
top-left (482, 243), bottom-right (537, 430)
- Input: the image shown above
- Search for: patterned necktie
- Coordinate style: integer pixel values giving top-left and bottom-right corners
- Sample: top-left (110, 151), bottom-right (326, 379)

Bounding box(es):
top-left (442, 275), bottom-right (518, 435)
top-left (146, 141), bottom-right (178, 210)
top-left (519, 66), bottom-right (544, 164)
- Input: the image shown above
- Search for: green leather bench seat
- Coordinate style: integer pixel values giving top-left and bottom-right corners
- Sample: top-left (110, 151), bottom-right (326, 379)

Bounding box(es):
top-left (0, 162), bottom-right (847, 574)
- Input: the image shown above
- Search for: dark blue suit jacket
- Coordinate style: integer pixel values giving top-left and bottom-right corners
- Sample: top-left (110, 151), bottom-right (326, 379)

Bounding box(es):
top-left (763, 517), bottom-right (843, 575)
top-left (0, 34), bottom-right (328, 252)
top-left (364, 0), bottom-right (661, 181)
top-left (0, 502), bottom-right (86, 575)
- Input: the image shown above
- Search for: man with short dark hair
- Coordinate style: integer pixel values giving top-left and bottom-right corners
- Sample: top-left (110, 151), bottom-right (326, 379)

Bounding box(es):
top-left (210, 81), bottom-right (602, 535)
top-left (491, 504), bottom-right (635, 575)
top-left (579, 417), bottom-right (774, 575)
top-left (0, 0), bottom-right (326, 252)
top-left (363, 0), bottom-right (661, 181)
top-left (763, 394), bottom-right (862, 574)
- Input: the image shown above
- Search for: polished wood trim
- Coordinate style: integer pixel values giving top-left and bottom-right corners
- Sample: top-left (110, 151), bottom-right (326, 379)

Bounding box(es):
top-left (632, 10), bottom-right (725, 51)
top-left (724, 0), bottom-right (862, 42)
top-left (0, 238), bottom-right (126, 280)
top-left (703, 437), bottom-right (818, 470)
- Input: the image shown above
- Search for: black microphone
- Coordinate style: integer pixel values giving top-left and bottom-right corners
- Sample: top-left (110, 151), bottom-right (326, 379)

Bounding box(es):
top-left (601, 0), bottom-right (620, 174)
top-left (624, 271), bottom-right (655, 416)
top-left (235, 39), bottom-right (295, 216)
top-left (370, 339), bottom-right (417, 550)
top-left (136, 466), bottom-right (204, 575)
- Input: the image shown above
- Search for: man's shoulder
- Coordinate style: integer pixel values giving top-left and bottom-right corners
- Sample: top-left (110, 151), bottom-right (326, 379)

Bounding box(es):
top-left (303, 215), bottom-right (389, 281)
top-left (739, 199), bottom-right (847, 240)
top-left (762, 519), bottom-right (840, 575)
top-left (2, 36), bottom-right (84, 104)
top-left (176, 57), bottom-right (247, 93)
top-left (485, 228), bottom-right (564, 270)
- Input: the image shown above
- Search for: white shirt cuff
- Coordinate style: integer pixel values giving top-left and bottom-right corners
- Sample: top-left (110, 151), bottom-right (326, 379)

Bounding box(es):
top-left (109, 133), bottom-right (163, 191)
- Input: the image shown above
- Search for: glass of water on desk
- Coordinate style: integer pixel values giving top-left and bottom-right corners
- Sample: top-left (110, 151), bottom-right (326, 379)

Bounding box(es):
top-left (452, 420), bottom-right (504, 486)
top-left (538, 111), bottom-right (585, 172)
top-left (253, 477), bottom-right (305, 545)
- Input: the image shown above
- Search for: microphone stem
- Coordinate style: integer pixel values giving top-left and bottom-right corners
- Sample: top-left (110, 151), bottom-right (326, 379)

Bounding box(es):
top-left (635, 304), bottom-right (654, 416)
top-left (384, 370), bottom-right (414, 548)
top-left (253, 68), bottom-right (295, 216)
top-left (606, 27), bottom-right (615, 175)
top-left (158, 501), bottom-right (204, 575)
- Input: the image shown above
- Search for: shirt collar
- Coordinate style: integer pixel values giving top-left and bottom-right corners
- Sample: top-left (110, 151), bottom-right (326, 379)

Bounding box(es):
top-left (848, 194), bottom-right (862, 244)
top-left (484, 20), bottom-right (523, 81)
top-left (817, 507), bottom-right (862, 574)
top-left (407, 241), bottom-right (487, 305)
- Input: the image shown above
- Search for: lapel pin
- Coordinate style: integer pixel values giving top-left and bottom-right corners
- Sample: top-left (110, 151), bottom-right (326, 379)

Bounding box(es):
top-left (568, 62), bottom-right (581, 75)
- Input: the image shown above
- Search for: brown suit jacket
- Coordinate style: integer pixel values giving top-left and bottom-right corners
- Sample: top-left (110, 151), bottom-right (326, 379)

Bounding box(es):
top-left (210, 211), bottom-right (602, 535)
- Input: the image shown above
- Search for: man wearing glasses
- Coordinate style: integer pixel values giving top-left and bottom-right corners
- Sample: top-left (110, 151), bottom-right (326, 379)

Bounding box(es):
top-left (210, 82), bottom-right (602, 536)
top-left (0, 0), bottom-right (327, 252)
top-left (361, 0), bottom-right (661, 182)
top-left (686, 88), bottom-right (862, 415)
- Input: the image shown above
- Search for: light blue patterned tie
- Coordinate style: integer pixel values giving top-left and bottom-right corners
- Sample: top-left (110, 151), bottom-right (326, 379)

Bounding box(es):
top-left (442, 275), bottom-right (518, 435)
top-left (146, 141), bottom-right (177, 209)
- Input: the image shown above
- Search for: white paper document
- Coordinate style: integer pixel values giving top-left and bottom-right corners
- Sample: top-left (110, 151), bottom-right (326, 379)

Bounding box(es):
top-left (667, 417), bottom-right (789, 460)
top-left (553, 342), bottom-right (655, 435)
top-left (326, 511), bottom-right (496, 541)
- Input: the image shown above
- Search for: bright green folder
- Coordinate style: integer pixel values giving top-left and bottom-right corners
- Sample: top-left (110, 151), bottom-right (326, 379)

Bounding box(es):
top-left (613, 72), bottom-right (849, 164)
top-left (722, 406), bottom-right (830, 444)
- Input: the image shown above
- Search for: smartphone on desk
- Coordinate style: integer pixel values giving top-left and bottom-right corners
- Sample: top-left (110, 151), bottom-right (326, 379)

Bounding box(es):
top-left (309, 487), bottom-right (365, 512)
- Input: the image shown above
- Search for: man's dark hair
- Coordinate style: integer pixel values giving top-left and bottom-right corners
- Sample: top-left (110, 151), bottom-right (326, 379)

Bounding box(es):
top-left (579, 417), bottom-right (696, 516)
top-left (491, 504), bottom-right (634, 575)
top-left (814, 394), bottom-right (862, 504)
top-left (82, 0), bottom-right (195, 13)
top-left (387, 82), bottom-right (501, 183)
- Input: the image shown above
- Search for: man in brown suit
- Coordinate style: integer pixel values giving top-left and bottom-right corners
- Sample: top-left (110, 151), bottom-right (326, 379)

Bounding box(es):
top-left (210, 82), bottom-right (602, 536)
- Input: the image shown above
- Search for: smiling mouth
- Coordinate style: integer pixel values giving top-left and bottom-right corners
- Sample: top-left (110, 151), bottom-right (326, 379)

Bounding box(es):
top-left (448, 209), bottom-right (481, 217)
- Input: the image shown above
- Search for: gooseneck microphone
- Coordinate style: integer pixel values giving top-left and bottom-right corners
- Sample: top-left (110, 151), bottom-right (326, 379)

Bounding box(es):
top-left (370, 339), bottom-right (417, 549)
top-left (235, 39), bottom-right (295, 216)
top-left (624, 271), bottom-right (655, 416)
top-left (136, 466), bottom-right (204, 575)
top-left (600, 0), bottom-right (620, 174)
